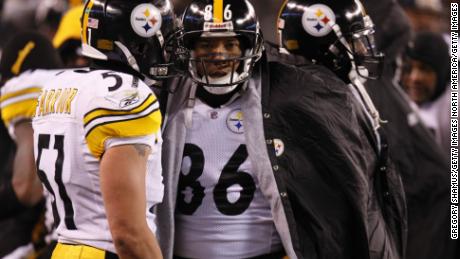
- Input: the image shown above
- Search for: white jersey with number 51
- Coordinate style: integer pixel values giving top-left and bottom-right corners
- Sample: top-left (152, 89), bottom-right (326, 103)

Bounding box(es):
top-left (32, 68), bottom-right (163, 253)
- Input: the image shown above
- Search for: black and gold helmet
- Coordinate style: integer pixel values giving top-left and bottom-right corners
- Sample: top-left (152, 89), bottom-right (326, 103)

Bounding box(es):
top-left (81, 0), bottom-right (177, 79)
top-left (0, 31), bottom-right (63, 85)
top-left (278, 0), bottom-right (384, 81)
top-left (177, 0), bottom-right (263, 87)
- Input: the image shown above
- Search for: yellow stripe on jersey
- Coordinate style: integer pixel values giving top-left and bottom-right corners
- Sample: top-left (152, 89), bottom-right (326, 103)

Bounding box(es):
top-left (1, 99), bottom-right (37, 127)
top-left (82, 0), bottom-right (94, 45)
top-left (83, 94), bottom-right (157, 126)
top-left (214, 0), bottom-right (223, 23)
top-left (11, 41), bottom-right (36, 75)
top-left (52, 243), bottom-right (106, 259)
top-left (0, 87), bottom-right (42, 103)
top-left (85, 108), bottom-right (161, 159)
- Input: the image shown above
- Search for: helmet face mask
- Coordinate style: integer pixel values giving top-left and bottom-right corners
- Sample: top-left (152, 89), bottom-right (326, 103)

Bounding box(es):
top-left (184, 31), bottom-right (262, 87)
top-left (176, 0), bottom-right (263, 88)
top-left (278, 0), bottom-right (384, 82)
top-left (190, 37), bottom-right (243, 86)
top-left (345, 17), bottom-right (384, 79)
top-left (81, 0), bottom-right (178, 81)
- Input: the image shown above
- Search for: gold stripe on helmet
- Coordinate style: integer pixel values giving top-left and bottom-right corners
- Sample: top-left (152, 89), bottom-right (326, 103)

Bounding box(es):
top-left (11, 41), bottom-right (35, 75)
top-left (82, 0), bottom-right (94, 44)
top-left (213, 0), bottom-right (223, 23)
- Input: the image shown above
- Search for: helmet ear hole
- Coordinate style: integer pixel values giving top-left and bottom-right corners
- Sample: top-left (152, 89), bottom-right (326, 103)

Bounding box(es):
top-left (131, 42), bottom-right (149, 56)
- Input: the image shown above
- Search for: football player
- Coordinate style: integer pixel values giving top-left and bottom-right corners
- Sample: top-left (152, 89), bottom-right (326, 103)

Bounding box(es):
top-left (157, 0), bottom-right (405, 259)
top-left (159, 2), bottom-right (284, 258)
top-left (0, 31), bottom-right (63, 259)
top-left (278, 0), bottom-right (406, 258)
top-left (32, 0), bottom-right (177, 258)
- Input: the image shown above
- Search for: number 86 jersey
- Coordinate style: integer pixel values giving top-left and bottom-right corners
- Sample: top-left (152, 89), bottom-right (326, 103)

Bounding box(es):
top-left (32, 69), bottom-right (163, 253)
top-left (174, 98), bottom-right (282, 259)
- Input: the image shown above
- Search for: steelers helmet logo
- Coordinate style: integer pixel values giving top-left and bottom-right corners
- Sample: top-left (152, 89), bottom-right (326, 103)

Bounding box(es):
top-left (273, 139), bottom-right (285, 157)
top-left (302, 4), bottom-right (336, 37)
top-left (226, 109), bottom-right (244, 134)
top-left (130, 4), bottom-right (162, 38)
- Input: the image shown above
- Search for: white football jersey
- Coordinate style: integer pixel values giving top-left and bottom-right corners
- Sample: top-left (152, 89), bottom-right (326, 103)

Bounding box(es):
top-left (0, 69), bottom-right (61, 242)
top-left (174, 97), bottom-right (282, 259)
top-left (1, 69), bottom-right (58, 138)
top-left (32, 68), bottom-right (163, 253)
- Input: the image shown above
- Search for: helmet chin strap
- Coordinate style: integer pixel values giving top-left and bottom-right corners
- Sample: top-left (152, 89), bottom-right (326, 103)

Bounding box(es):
top-left (115, 41), bottom-right (141, 72)
top-left (349, 67), bottom-right (383, 130)
top-left (333, 23), bottom-right (383, 129)
top-left (202, 72), bottom-right (242, 95)
top-left (348, 63), bottom-right (369, 85)
top-left (115, 41), bottom-right (160, 86)
top-left (330, 23), bottom-right (384, 132)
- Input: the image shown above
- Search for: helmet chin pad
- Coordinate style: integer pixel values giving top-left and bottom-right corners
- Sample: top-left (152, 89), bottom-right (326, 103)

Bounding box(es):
top-left (201, 72), bottom-right (244, 95)
top-left (186, 50), bottom-right (256, 87)
top-left (201, 72), bottom-right (243, 94)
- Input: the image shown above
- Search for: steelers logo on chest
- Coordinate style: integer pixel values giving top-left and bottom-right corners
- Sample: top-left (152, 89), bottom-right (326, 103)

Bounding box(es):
top-left (226, 109), bottom-right (244, 134)
top-left (273, 138), bottom-right (285, 157)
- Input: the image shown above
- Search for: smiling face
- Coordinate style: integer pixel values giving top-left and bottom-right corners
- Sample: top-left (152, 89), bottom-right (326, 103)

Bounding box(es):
top-left (401, 59), bottom-right (437, 105)
top-left (192, 36), bottom-right (243, 79)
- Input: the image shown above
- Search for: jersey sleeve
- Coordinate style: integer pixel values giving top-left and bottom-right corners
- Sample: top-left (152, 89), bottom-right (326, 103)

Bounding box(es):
top-left (82, 75), bottom-right (162, 159)
top-left (0, 85), bottom-right (42, 137)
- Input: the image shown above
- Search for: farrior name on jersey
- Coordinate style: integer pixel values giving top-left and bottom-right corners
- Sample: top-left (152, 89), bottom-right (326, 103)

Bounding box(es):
top-left (36, 88), bottom-right (78, 116)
